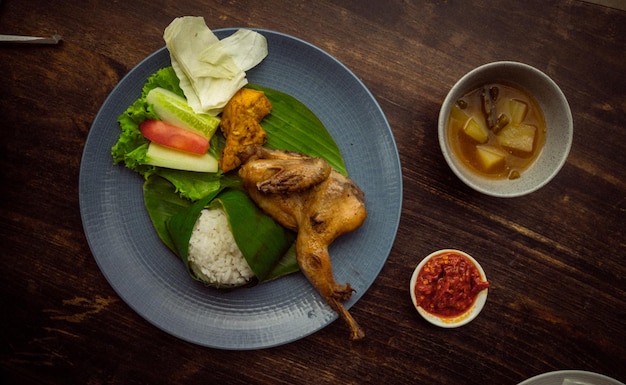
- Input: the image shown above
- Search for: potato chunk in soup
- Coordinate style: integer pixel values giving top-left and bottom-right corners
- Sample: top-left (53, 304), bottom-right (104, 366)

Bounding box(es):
top-left (446, 83), bottom-right (546, 179)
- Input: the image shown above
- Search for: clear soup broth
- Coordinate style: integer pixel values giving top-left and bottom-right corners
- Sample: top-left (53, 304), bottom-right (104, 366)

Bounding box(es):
top-left (447, 83), bottom-right (546, 179)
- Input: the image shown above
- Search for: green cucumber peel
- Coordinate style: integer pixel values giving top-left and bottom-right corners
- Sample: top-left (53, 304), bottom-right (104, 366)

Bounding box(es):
top-left (144, 143), bottom-right (218, 173)
top-left (146, 87), bottom-right (220, 139)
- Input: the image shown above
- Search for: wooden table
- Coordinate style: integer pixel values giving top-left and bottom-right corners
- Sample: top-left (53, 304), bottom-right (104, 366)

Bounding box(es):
top-left (1, 1), bottom-right (624, 384)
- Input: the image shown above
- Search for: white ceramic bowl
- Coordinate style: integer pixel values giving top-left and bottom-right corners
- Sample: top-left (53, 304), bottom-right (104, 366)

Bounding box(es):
top-left (410, 249), bottom-right (488, 328)
top-left (438, 61), bottom-right (573, 197)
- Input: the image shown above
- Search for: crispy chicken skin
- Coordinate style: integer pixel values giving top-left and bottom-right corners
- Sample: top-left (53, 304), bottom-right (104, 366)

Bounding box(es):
top-left (219, 88), bottom-right (272, 172)
top-left (239, 146), bottom-right (367, 340)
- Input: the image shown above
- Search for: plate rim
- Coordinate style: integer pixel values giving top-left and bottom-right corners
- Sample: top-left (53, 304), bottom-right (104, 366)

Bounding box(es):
top-left (516, 370), bottom-right (625, 385)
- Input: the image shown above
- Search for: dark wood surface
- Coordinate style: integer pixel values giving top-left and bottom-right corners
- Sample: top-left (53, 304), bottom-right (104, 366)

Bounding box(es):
top-left (1, 1), bottom-right (625, 384)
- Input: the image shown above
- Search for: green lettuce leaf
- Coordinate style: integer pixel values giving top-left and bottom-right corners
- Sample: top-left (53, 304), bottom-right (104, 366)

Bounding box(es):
top-left (111, 67), bottom-right (180, 176)
top-left (154, 169), bottom-right (223, 202)
top-left (142, 66), bottom-right (184, 96)
top-left (112, 67), bottom-right (226, 200)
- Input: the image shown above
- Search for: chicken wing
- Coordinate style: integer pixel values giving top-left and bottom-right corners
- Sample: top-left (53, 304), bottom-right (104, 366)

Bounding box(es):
top-left (239, 146), bottom-right (367, 340)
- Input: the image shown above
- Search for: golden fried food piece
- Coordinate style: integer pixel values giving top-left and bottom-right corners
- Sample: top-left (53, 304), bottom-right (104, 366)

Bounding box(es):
top-left (239, 146), bottom-right (367, 340)
top-left (219, 88), bottom-right (272, 172)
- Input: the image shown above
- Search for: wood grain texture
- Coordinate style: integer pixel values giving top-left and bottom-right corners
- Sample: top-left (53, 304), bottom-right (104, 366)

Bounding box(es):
top-left (1, 0), bottom-right (625, 384)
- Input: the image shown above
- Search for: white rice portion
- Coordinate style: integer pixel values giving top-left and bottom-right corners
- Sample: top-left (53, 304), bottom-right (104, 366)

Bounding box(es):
top-left (188, 208), bottom-right (254, 286)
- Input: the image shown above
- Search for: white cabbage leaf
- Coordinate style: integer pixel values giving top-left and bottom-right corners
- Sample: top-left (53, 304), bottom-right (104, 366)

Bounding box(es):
top-left (163, 16), bottom-right (268, 115)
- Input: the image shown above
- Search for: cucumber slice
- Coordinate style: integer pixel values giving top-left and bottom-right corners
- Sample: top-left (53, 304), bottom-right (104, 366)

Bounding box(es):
top-left (145, 143), bottom-right (218, 172)
top-left (146, 87), bottom-right (220, 139)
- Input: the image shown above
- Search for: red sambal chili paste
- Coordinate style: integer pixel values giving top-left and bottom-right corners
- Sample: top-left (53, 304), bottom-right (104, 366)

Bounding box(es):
top-left (414, 251), bottom-right (489, 317)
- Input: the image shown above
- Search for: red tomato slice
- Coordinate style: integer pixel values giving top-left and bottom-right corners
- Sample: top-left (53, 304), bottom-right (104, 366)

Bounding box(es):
top-left (139, 120), bottom-right (209, 155)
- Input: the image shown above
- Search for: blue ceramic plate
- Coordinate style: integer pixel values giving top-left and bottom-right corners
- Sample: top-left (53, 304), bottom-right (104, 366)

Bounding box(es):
top-left (79, 29), bottom-right (402, 349)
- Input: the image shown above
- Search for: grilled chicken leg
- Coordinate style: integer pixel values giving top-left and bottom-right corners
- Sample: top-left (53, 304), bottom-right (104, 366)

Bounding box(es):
top-left (239, 146), bottom-right (367, 340)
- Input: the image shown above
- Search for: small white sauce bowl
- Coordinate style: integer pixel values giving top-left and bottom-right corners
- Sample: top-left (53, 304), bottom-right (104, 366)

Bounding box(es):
top-left (438, 61), bottom-right (573, 197)
top-left (410, 249), bottom-right (489, 328)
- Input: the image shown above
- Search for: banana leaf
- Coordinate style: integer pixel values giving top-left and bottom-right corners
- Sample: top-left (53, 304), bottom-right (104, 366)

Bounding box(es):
top-left (207, 189), bottom-right (297, 281)
top-left (143, 176), bottom-right (193, 252)
top-left (263, 243), bottom-right (298, 281)
top-left (144, 173), bottom-right (241, 253)
top-left (145, 175), bottom-right (299, 284)
top-left (246, 84), bottom-right (347, 175)
top-left (166, 188), bottom-right (297, 286)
